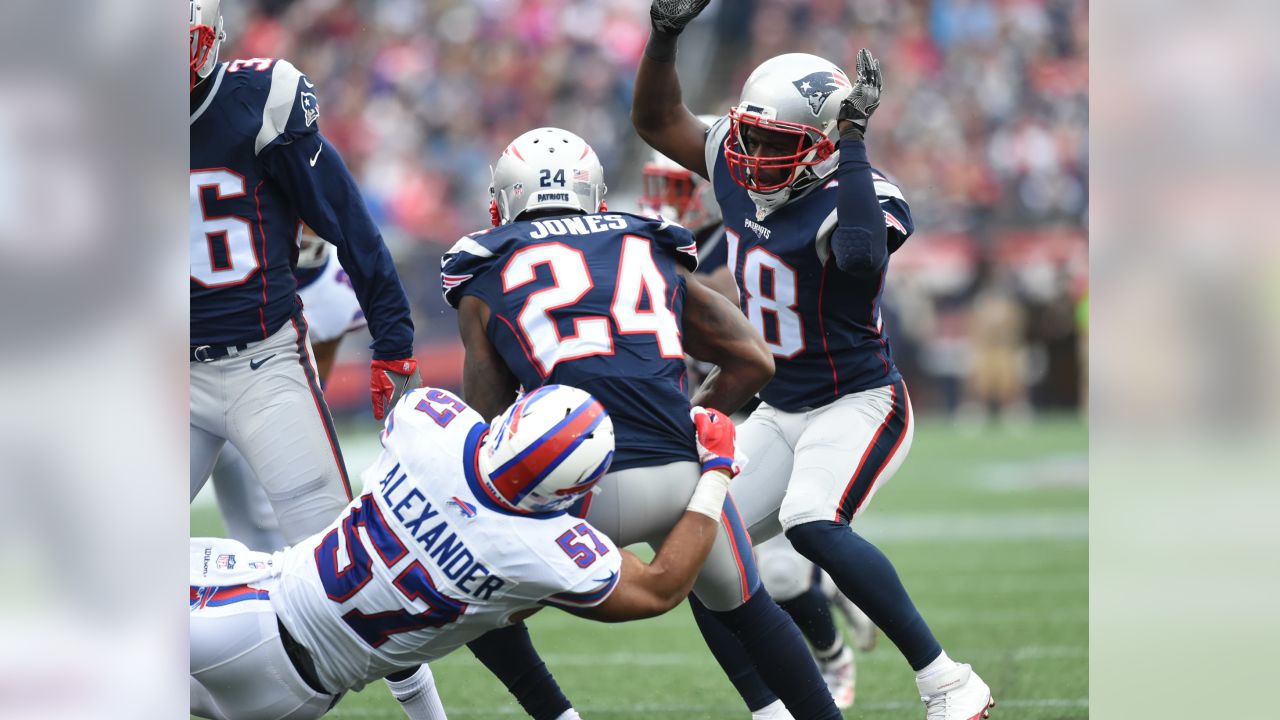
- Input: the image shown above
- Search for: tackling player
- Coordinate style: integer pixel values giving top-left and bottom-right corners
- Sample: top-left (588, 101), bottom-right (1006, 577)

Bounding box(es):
top-left (632, 1), bottom-right (995, 718)
top-left (189, 0), bottom-right (420, 543)
top-left (191, 386), bottom-right (744, 720)
top-left (442, 127), bottom-right (841, 719)
top-left (640, 144), bottom-right (880, 711)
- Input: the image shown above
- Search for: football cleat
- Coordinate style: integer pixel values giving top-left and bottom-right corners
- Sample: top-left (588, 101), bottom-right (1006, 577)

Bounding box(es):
top-left (818, 645), bottom-right (856, 710)
top-left (917, 663), bottom-right (994, 720)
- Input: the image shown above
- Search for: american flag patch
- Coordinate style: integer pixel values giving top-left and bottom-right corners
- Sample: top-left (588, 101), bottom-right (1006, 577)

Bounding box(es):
top-left (573, 169), bottom-right (589, 181)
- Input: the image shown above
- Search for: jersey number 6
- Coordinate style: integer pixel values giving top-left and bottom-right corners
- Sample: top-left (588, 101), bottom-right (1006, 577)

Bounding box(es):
top-left (501, 238), bottom-right (683, 375)
top-left (190, 169), bottom-right (261, 288)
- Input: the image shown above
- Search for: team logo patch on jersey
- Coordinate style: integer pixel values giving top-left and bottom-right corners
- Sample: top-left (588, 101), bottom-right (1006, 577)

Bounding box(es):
top-left (300, 91), bottom-right (319, 127)
top-left (216, 554), bottom-right (236, 570)
top-left (792, 71), bottom-right (849, 116)
top-left (447, 496), bottom-right (478, 519)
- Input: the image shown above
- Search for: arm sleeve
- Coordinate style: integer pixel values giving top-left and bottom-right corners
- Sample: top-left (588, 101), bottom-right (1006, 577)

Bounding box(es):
top-left (255, 64), bottom-right (413, 359)
top-left (830, 133), bottom-right (890, 276)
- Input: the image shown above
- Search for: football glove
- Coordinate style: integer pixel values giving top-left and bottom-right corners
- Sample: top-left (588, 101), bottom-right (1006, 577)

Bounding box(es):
top-left (838, 48), bottom-right (883, 140)
top-left (371, 358), bottom-right (421, 421)
top-left (650, 0), bottom-right (712, 36)
top-left (690, 406), bottom-right (746, 477)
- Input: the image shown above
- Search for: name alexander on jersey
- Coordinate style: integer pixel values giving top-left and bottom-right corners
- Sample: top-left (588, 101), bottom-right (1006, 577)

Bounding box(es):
top-left (372, 462), bottom-right (508, 602)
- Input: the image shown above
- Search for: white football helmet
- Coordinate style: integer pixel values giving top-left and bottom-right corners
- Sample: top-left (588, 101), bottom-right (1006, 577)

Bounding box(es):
top-left (477, 385), bottom-right (615, 514)
top-left (639, 115), bottom-right (722, 232)
top-left (724, 53), bottom-right (853, 216)
top-left (490, 128), bottom-right (607, 226)
top-left (189, 0), bottom-right (226, 91)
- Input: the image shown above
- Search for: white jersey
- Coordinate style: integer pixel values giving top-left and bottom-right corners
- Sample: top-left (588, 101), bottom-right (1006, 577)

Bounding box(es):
top-left (297, 249), bottom-right (366, 344)
top-left (271, 388), bottom-right (623, 693)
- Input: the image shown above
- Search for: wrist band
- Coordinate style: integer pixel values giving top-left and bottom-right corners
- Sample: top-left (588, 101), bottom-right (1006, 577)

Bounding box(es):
top-left (685, 470), bottom-right (732, 520)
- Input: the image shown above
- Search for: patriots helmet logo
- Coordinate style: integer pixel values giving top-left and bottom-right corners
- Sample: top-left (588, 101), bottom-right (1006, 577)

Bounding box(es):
top-left (792, 71), bottom-right (848, 116)
top-left (300, 91), bottom-right (320, 127)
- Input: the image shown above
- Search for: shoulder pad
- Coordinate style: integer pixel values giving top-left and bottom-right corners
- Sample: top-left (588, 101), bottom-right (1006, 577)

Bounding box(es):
top-left (703, 115), bottom-right (731, 183)
top-left (440, 228), bottom-right (517, 308)
top-left (628, 213), bottom-right (698, 272)
top-left (248, 59), bottom-right (320, 155)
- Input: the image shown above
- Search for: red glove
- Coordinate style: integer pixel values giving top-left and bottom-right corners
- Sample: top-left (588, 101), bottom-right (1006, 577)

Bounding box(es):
top-left (371, 358), bottom-right (421, 420)
top-left (690, 407), bottom-right (745, 477)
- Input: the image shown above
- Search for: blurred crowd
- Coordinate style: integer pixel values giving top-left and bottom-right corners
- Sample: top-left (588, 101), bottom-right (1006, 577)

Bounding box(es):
top-left (221, 0), bottom-right (1088, 420)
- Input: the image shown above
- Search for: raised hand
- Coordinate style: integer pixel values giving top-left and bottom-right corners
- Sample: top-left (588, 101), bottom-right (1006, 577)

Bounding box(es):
top-left (839, 48), bottom-right (883, 139)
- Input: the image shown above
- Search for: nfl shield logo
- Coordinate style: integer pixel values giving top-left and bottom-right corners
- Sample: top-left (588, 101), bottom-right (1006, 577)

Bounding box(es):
top-left (216, 554), bottom-right (236, 570)
top-left (514, 182), bottom-right (524, 197)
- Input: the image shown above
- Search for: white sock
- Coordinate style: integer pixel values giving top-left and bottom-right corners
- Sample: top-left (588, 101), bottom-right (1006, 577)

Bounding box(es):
top-left (751, 698), bottom-right (794, 720)
top-left (553, 711), bottom-right (582, 720)
top-left (915, 650), bottom-right (956, 681)
top-left (385, 665), bottom-right (448, 720)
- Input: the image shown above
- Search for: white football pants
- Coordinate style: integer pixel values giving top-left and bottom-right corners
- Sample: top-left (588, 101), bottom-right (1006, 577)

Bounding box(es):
top-left (580, 461), bottom-right (759, 612)
top-left (191, 319), bottom-right (351, 544)
top-left (190, 538), bottom-right (338, 720)
top-left (730, 381), bottom-right (915, 542)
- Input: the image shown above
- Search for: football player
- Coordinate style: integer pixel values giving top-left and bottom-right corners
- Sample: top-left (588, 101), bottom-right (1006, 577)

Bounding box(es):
top-left (632, 2), bottom-right (995, 718)
top-left (191, 386), bottom-right (744, 720)
top-left (211, 231), bottom-right (370, 552)
top-left (189, 0), bottom-right (420, 545)
top-left (641, 144), bottom-right (879, 710)
top-left (441, 127), bottom-right (841, 719)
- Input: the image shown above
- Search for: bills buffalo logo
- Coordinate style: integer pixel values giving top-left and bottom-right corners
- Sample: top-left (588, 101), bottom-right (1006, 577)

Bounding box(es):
top-left (447, 496), bottom-right (478, 519)
top-left (300, 91), bottom-right (320, 127)
top-left (792, 71), bottom-right (849, 116)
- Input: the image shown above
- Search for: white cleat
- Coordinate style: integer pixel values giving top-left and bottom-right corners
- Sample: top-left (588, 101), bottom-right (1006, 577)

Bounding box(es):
top-left (917, 663), bottom-right (995, 720)
top-left (818, 645), bottom-right (856, 710)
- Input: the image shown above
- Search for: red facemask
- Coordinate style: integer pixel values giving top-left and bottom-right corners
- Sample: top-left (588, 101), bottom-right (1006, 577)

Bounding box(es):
top-left (723, 108), bottom-right (835, 193)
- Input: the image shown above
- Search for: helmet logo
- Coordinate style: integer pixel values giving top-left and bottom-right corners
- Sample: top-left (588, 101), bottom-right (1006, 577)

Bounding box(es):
top-left (791, 71), bottom-right (849, 116)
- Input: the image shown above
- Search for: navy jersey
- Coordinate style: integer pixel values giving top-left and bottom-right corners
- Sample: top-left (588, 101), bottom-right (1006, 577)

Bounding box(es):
top-left (704, 117), bottom-right (914, 412)
top-left (190, 58), bottom-right (413, 358)
top-left (694, 225), bottom-right (729, 276)
top-left (441, 212), bottom-right (699, 471)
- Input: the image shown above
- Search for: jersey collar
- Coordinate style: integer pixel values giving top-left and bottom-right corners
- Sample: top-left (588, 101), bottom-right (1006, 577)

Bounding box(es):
top-left (190, 63), bottom-right (227, 125)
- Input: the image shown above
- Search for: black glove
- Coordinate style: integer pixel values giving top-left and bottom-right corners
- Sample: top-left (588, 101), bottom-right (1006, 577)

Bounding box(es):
top-left (650, 0), bottom-right (712, 36)
top-left (839, 48), bottom-right (883, 141)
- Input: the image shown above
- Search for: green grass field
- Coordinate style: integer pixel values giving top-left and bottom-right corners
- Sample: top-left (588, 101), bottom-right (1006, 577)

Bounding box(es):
top-left (192, 415), bottom-right (1087, 719)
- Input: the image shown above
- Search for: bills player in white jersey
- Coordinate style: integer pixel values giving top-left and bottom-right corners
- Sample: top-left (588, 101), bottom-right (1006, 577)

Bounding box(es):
top-left (641, 144), bottom-right (880, 710)
top-left (191, 385), bottom-right (744, 720)
top-left (633, 2), bottom-right (994, 718)
top-left (210, 231), bottom-right (368, 551)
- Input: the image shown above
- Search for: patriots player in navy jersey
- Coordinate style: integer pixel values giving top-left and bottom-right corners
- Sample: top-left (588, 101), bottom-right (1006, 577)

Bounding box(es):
top-left (189, 2), bottom-right (428, 716)
top-left (635, 3), bottom-right (995, 719)
top-left (442, 127), bottom-right (841, 720)
top-left (641, 141), bottom-right (881, 712)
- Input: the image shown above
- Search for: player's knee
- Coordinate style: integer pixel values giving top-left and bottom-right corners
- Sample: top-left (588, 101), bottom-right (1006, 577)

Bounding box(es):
top-left (756, 546), bottom-right (811, 602)
top-left (783, 520), bottom-right (845, 564)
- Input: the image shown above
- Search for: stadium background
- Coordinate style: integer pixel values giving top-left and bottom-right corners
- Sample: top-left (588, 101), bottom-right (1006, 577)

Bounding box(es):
top-left (195, 1), bottom-right (1088, 717)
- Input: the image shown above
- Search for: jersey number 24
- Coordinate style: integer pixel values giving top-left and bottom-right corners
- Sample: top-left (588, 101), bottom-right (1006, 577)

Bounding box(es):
top-left (502, 237), bottom-right (682, 375)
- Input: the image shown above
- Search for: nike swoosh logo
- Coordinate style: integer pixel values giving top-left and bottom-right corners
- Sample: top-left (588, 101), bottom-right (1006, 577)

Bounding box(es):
top-left (309, 143), bottom-right (323, 167)
top-left (249, 354), bottom-right (276, 370)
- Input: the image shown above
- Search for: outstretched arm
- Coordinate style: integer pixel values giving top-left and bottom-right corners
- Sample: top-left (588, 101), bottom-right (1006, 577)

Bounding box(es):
top-left (566, 409), bottom-right (740, 622)
top-left (457, 295), bottom-right (521, 421)
top-left (681, 268), bottom-right (774, 413)
top-left (632, 0), bottom-right (714, 178)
